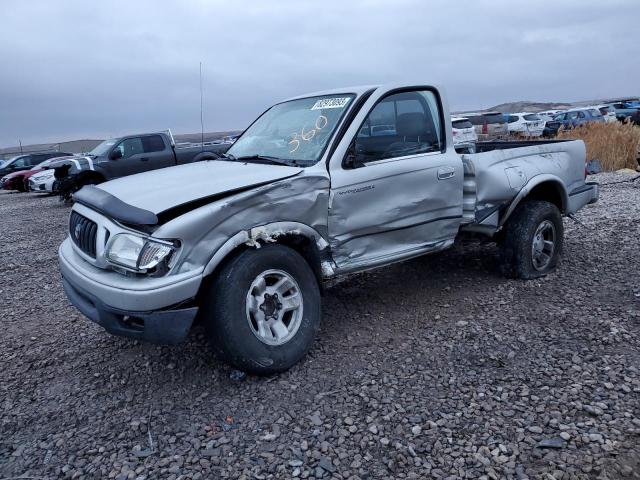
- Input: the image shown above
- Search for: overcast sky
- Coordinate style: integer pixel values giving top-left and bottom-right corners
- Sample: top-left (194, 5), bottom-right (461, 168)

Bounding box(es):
top-left (1, 0), bottom-right (638, 147)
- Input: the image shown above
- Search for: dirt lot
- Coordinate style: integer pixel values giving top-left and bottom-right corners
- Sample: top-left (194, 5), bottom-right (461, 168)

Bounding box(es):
top-left (1, 172), bottom-right (639, 480)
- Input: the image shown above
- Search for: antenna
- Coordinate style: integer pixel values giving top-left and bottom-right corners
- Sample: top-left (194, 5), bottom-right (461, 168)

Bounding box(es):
top-left (199, 62), bottom-right (204, 151)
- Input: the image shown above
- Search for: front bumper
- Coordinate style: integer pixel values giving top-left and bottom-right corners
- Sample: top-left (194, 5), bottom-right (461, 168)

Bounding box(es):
top-left (59, 238), bottom-right (202, 344)
top-left (62, 276), bottom-right (197, 344)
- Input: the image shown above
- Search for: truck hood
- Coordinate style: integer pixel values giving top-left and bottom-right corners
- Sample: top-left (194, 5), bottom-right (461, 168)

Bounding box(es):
top-left (97, 160), bottom-right (303, 215)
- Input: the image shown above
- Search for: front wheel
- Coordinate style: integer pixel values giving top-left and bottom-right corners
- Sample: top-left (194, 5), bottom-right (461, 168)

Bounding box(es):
top-left (201, 245), bottom-right (321, 374)
top-left (499, 200), bottom-right (564, 279)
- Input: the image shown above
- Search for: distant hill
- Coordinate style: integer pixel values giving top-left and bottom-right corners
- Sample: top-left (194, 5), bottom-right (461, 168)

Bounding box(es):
top-left (486, 101), bottom-right (573, 113)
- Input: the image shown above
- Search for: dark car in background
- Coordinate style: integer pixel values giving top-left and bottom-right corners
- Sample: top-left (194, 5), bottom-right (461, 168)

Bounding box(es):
top-left (542, 108), bottom-right (604, 137)
top-left (464, 111), bottom-right (508, 140)
top-left (605, 102), bottom-right (640, 122)
top-left (50, 130), bottom-right (230, 199)
top-left (552, 108), bottom-right (604, 129)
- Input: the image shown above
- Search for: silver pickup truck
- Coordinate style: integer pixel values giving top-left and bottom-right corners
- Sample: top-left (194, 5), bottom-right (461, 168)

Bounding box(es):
top-left (59, 83), bottom-right (598, 374)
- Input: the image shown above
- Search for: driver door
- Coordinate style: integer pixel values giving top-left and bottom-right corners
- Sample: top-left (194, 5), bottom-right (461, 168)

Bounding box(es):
top-left (109, 137), bottom-right (149, 178)
top-left (328, 88), bottom-right (463, 272)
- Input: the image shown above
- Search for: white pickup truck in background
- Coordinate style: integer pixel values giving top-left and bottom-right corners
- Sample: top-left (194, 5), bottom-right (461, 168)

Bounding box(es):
top-left (59, 83), bottom-right (599, 374)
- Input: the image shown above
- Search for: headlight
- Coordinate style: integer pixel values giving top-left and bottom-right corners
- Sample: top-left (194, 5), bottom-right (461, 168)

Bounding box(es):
top-left (105, 233), bottom-right (178, 274)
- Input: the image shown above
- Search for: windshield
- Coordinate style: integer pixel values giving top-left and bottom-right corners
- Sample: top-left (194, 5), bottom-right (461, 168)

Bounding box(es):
top-left (226, 94), bottom-right (355, 166)
top-left (5, 156), bottom-right (23, 165)
top-left (484, 113), bottom-right (506, 124)
top-left (452, 120), bottom-right (472, 129)
top-left (88, 139), bottom-right (118, 156)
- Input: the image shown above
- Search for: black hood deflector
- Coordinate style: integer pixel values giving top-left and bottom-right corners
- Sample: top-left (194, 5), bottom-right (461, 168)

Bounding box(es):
top-left (74, 186), bottom-right (159, 225)
top-left (73, 179), bottom-right (278, 227)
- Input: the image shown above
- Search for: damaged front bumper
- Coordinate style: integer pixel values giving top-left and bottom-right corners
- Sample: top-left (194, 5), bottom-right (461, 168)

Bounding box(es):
top-left (59, 238), bottom-right (201, 344)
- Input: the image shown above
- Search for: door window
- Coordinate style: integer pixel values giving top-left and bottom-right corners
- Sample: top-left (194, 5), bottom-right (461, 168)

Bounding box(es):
top-left (12, 157), bottom-right (28, 168)
top-left (142, 135), bottom-right (165, 153)
top-left (31, 155), bottom-right (48, 165)
top-left (353, 90), bottom-right (442, 163)
top-left (115, 138), bottom-right (144, 158)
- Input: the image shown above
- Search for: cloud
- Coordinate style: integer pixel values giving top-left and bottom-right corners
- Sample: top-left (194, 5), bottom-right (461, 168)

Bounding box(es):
top-left (0, 0), bottom-right (638, 146)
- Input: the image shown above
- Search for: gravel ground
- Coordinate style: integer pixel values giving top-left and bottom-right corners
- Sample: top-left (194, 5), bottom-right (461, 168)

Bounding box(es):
top-left (1, 172), bottom-right (639, 480)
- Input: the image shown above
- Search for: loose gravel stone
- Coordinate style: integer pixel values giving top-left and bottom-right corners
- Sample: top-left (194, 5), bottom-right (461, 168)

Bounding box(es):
top-left (1, 171), bottom-right (640, 479)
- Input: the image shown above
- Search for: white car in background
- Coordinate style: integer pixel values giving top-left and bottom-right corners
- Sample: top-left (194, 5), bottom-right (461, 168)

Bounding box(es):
top-left (28, 168), bottom-right (57, 193)
top-left (506, 113), bottom-right (545, 137)
top-left (451, 116), bottom-right (478, 148)
top-left (595, 105), bottom-right (617, 123)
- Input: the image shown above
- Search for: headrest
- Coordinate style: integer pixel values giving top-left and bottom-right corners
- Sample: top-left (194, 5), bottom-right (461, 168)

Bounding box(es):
top-left (396, 112), bottom-right (429, 137)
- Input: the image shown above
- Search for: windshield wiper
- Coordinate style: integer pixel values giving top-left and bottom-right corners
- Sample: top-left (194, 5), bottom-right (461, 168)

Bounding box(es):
top-left (216, 153), bottom-right (237, 161)
top-left (235, 155), bottom-right (298, 167)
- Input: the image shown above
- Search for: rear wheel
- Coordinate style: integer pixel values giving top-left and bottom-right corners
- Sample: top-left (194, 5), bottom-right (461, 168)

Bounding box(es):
top-left (201, 245), bottom-right (321, 374)
top-left (499, 200), bottom-right (563, 279)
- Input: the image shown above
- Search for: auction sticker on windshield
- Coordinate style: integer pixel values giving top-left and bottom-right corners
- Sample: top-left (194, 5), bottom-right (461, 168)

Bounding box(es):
top-left (311, 97), bottom-right (351, 110)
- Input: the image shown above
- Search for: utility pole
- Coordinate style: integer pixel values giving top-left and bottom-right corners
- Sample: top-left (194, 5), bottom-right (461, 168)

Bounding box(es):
top-left (199, 62), bottom-right (204, 150)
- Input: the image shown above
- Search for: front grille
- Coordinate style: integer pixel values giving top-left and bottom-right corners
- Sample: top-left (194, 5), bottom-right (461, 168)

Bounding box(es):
top-left (70, 211), bottom-right (98, 258)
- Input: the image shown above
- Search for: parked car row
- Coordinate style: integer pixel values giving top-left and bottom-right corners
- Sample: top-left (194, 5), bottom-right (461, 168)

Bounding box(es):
top-left (0, 151), bottom-right (74, 191)
top-left (449, 98), bottom-right (640, 148)
top-left (604, 100), bottom-right (640, 122)
top-left (1, 130), bottom-right (230, 197)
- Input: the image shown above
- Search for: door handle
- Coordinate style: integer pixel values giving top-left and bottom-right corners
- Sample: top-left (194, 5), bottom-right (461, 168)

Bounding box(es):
top-left (140, 157), bottom-right (149, 161)
top-left (437, 167), bottom-right (455, 180)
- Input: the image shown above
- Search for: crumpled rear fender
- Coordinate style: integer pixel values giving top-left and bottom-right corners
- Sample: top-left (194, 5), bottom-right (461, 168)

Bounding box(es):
top-left (499, 174), bottom-right (568, 228)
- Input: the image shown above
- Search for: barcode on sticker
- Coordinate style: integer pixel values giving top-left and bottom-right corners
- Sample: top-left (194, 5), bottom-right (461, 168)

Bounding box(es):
top-left (311, 97), bottom-right (350, 110)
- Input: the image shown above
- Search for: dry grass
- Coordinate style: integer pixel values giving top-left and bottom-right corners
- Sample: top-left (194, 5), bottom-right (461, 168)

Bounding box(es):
top-left (556, 121), bottom-right (640, 171)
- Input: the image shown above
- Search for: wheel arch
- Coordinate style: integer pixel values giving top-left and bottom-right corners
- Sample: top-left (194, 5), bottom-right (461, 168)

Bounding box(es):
top-left (500, 175), bottom-right (568, 228)
top-left (200, 222), bottom-right (334, 290)
top-left (192, 151), bottom-right (220, 163)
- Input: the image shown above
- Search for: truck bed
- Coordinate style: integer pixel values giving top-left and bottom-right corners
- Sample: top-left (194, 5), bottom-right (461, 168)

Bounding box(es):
top-left (474, 139), bottom-right (570, 153)
top-left (460, 139), bottom-right (590, 232)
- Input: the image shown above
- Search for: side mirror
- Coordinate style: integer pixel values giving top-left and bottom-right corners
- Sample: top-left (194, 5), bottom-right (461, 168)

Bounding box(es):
top-left (343, 141), bottom-right (362, 169)
top-left (109, 149), bottom-right (123, 160)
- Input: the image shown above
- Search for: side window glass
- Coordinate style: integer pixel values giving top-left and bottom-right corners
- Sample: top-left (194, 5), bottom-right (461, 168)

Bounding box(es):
top-left (117, 138), bottom-right (144, 158)
top-left (353, 90), bottom-right (442, 164)
top-left (142, 135), bottom-right (165, 153)
top-left (13, 157), bottom-right (27, 167)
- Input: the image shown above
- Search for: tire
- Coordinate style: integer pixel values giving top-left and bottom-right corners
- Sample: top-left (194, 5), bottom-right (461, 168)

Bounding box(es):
top-left (201, 244), bottom-right (321, 374)
top-left (499, 200), bottom-right (563, 279)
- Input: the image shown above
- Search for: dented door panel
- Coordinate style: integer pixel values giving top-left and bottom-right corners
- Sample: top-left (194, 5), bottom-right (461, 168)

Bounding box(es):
top-left (328, 151), bottom-right (463, 270)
